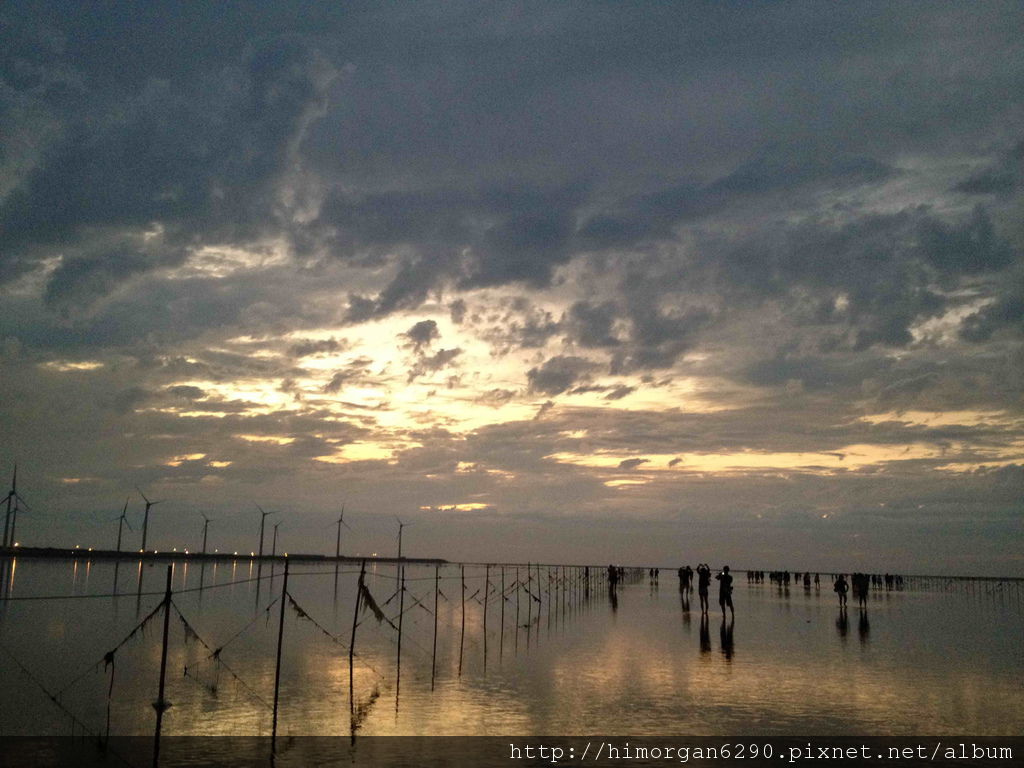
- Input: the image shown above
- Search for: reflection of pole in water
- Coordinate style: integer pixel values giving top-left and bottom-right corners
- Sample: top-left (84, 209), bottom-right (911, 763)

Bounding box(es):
top-left (197, 561), bottom-right (206, 609)
top-left (134, 559), bottom-right (144, 618)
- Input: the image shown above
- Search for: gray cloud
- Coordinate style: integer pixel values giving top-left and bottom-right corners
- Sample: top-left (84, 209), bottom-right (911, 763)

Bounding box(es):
top-left (527, 356), bottom-right (599, 396)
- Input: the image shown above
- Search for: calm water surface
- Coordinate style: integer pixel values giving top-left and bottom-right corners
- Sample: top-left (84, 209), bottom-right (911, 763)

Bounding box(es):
top-left (0, 558), bottom-right (1021, 737)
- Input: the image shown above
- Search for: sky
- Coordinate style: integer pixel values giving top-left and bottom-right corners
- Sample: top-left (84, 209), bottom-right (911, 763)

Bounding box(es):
top-left (1, 2), bottom-right (1022, 575)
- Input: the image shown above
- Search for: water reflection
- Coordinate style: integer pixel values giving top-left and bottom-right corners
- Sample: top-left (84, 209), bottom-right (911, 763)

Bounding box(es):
top-left (0, 559), bottom-right (1021, 739)
top-left (858, 609), bottom-right (871, 644)
top-left (836, 607), bottom-right (849, 639)
top-left (699, 613), bottom-right (711, 654)
top-left (719, 617), bottom-right (735, 661)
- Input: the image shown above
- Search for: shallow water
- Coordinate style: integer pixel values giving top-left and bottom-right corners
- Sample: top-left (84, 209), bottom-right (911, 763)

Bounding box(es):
top-left (0, 558), bottom-right (1021, 737)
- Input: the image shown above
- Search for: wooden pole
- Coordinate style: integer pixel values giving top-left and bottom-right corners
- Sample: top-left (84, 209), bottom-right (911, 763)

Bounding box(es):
top-left (526, 563), bottom-right (532, 629)
top-left (483, 564), bottom-right (490, 668)
top-left (500, 565), bottom-right (505, 659)
top-left (515, 565), bottom-right (521, 652)
top-left (458, 565), bottom-right (466, 676)
top-left (431, 564), bottom-right (439, 690)
top-left (271, 559), bottom-right (290, 751)
top-left (349, 560), bottom-right (365, 715)
top-left (152, 565), bottom-right (172, 768)
top-left (396, 565), bottom-right (405, 709)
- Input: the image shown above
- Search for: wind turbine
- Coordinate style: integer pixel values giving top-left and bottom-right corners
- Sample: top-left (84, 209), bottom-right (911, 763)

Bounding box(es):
top-left (3, 465), bottom-right (31, 548)
top-left (114, 497), bottom-right (133, 553)
top-left (396, 517), bottom-right (412, 561)
top-left (334, 505), bottom-right (352, 558)
top-left (256, 505), bottom-right (276, 558)
top-left (136, 487), bottom-right (163, 552)
top-left (198, 511), bottom-right (212, 555)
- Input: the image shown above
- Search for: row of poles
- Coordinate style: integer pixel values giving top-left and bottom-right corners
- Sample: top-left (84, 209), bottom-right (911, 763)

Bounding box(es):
top-left (3, 559), bottom-right (629, 767)
top-left (5, 558), bottom-right (1020, 767)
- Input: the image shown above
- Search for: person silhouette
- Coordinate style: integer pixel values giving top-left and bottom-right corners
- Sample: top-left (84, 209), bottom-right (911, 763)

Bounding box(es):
top-left (834, 574), bottom-right (849, 607)
top-left (696, 563), bottom-right (711, 613)
top-left (715, 565), bottom-right (734, 618)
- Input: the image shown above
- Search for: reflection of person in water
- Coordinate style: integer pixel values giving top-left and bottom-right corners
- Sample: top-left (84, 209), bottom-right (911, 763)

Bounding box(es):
top-left (699, 612), bottom-right (711, 654)
top-left (719, 616), bottom-right (735, 661)
top-left (858, 609), bottom-right (870, 643)
top-left (836, 607), bottom-right (849, 638)
top-left (715, 565), bottom-right (735, 618)
top-left (696, 564), bottom-right (711, 613)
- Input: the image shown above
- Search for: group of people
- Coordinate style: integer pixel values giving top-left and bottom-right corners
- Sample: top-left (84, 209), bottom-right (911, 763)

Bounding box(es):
top-left (614, 564), bottom-right (904, 617)
top-left (833, 572), bottom-right (874, 608)
top-left (677, 564), bottom-right (734, 617)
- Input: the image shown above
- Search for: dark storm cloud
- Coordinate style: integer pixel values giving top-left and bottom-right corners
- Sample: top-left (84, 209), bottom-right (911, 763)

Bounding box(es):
top-left (959, 284), bottom-right (1024, 343)
top-left (289, 337), bottom-right (348, 358)
top-left (527, 356), bottom-right (599, 396)
top-left (4, 1), bottom-right (1022, 337)
top-left (402, 320), bottom-right (440, 350)
top-left (166, 385), bottom-right (205, 400)
top-left (1, 18), bottom-right (336, 309)
top-left (617, 458), bottom-right (648, 471)
top-left (407, 347), bottom-right (462, 383)
top-left (566, 301), bottom-right (621, 348)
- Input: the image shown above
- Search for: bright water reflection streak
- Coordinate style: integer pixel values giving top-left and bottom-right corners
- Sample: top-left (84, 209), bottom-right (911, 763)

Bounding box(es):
top-left (0, 558), bottom-right (1020, 737)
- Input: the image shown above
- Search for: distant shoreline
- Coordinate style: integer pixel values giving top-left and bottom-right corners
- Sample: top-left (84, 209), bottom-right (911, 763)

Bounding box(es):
top-left (1, 547), bottom-right (1022, 581)
top-left (0, 545), bottom-right (446, 566)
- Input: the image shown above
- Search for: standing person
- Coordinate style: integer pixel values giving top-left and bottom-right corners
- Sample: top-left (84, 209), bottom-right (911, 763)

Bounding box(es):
top-left (855, 572), bottom-right (869, 609)
top-left (834, 574), bottom-right (849, 607)
top-left (696, 563), bottom-right (711, 613)
top-left (715, 565), bottom-right (734, 618)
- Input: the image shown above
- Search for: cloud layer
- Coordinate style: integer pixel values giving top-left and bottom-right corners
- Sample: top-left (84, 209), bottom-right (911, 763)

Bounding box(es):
top-left (1, 2), bottom-right (1022, 574)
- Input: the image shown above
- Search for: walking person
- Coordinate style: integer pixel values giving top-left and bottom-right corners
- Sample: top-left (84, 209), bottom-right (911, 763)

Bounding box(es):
top-left (834, 574), bottom-right (849, 607)
top-left (715, 565), bottom-right (734, 618)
